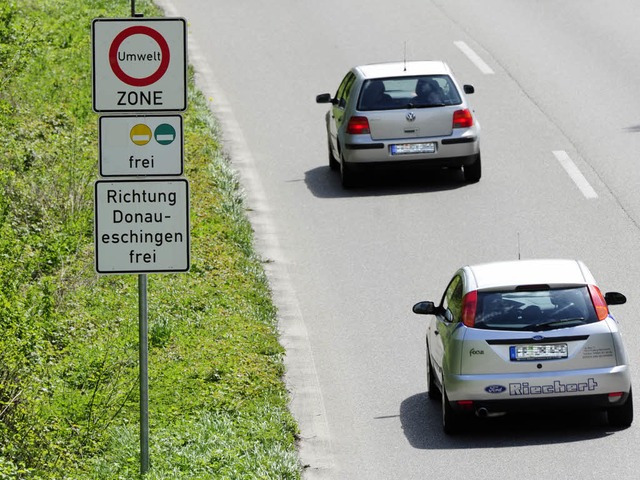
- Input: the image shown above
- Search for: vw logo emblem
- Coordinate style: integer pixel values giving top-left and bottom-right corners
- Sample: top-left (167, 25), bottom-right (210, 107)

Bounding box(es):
top-left (406, 112), bottom-right (416, 122)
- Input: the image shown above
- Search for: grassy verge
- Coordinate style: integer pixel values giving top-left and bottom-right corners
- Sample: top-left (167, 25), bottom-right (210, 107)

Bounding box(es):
top-left (0, 0), bottom-right (300, 478)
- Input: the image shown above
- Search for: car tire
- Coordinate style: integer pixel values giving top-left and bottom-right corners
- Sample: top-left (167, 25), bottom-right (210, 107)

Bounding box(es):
top-left (442, 388), bottom-right (463, 434)
top-left (463, 153), bottom-right (481, 183)
top-left (328, 139), bottom-right (339, 170)
top-left (608, 388), bottom-right (633, 428)
top-left (426, 348), bottom-right (439, 401)
top-left (340, 157), bottom-right (356, 188)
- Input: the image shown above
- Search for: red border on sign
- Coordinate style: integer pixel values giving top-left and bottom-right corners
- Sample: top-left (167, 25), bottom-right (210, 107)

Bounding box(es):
top-left (108, 25), bottom-right (170, 87)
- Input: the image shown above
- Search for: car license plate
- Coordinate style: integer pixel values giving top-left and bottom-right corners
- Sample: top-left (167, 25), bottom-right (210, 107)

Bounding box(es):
top-left (390, 142), bottom-right (436, 155)
top-left (510, 344), bottom-right (568, 361)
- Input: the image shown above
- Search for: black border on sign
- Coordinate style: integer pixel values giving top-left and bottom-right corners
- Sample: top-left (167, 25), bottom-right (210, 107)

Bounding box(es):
top-left (91, 18), bottom-right (188, 113)
top-left (94, 178), bottom-right (190, 274)
top-left (98, 114), bottom-right (184, 177)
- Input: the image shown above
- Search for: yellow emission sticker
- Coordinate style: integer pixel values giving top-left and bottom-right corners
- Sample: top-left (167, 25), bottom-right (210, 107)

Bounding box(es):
top-left (130, 124), bottom-right (153, 145)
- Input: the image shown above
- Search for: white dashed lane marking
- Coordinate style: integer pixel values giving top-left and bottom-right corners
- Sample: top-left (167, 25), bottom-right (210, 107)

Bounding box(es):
top-left (454, 40), bottom-right (495, 75)
top-left (553, 150), bottom-right (598, 199)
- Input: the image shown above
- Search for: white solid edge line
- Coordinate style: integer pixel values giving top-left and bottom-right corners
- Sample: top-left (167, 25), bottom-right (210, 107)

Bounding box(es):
top-left (154, 1), bottom-right (336, 478)
top-left (454, 41), bottom-right (495, 75)
top-left (553, 150), bottom-right (598, 199)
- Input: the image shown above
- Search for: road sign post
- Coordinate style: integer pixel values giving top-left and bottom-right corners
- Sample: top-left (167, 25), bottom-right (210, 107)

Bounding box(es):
top-left (93, 7), bottom-right (189, 475)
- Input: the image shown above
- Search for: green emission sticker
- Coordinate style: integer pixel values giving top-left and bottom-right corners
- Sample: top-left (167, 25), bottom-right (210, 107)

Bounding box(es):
top-left (154, 123), bottom-right (176, 145)
top-left (130, 123), bottom-right (176, 146)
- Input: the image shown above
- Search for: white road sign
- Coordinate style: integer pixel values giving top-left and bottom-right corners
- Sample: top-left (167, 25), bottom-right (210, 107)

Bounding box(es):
top-left (99, 115), bottom-right (183, 177)
top-left (95, 179), bottom-right (190, 274)
top-left (92, 18), bottom-right (187, 112)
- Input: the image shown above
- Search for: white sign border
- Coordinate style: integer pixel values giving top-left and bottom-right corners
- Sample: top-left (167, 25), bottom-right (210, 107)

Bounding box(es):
top-left (94, 178), bottom-right (191, 274)
top-left (92, 17), bottom-right (188, 113)
top-left (98, 114), bottom-right (184, 177)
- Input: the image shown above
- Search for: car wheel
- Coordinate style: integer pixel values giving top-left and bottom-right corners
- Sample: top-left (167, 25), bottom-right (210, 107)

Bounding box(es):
top-left (426, 347), bottom-right (439, 401)
top-left (328, 139), bottom-right (339, 170)
top-left (340, 157), bottom-right (356, 188)
top-left (442, 388), bottom-right (463, 434)
top-left (463, 153), bottom-right (481, 183)
top-left (608, 388), bottom-right (633, 428)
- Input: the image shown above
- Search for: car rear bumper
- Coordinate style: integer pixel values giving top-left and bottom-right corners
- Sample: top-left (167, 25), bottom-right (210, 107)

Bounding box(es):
top-left (444, 365), bottom-right (632, 408)
top-left (342, 132), bottom-right (479, 165)
top-left (450, 391), bottom-right (631, 414)
top-left (344, 154), bottom-right (479, 172)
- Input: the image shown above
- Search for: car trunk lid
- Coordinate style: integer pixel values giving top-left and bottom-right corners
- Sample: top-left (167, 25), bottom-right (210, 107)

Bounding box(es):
top-left (366, 107), bottom-right (455, 140)
top-left (458, 323), bottom-right (618, 375)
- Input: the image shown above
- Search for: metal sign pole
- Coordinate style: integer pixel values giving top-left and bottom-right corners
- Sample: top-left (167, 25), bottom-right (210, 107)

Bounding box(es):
top-left (139, 273), bottom-right (150, 474)
top-left (91, 0), bottom-right (188, 474)
top-left (128, 4), bottom-right (149, 474)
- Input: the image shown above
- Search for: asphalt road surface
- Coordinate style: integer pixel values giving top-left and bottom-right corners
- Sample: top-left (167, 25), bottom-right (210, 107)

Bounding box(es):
top-left (157, 1), bottom-right (640, 478)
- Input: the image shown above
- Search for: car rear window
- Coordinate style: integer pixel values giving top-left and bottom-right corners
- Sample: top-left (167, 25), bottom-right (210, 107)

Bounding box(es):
top-left (474, 286), bottom-right (598, 331)
top-left (357, 75), bottom-right (462, 111)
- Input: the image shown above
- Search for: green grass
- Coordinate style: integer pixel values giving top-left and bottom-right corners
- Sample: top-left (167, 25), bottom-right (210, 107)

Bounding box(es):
top-left (0, 0), bottom-right (300, 478)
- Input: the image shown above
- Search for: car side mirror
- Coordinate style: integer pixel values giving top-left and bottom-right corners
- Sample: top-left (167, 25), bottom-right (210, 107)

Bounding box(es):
top-left (605, 292), bottom-right (627, 306)
top-left (413, 301), bottom-right (437, 315)
top-left (463, 84), bottom-right (475, 94)
top-left (316, 93), bottom-right (333, 104)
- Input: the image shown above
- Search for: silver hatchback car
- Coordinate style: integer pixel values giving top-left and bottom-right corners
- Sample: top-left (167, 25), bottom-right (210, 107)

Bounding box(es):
top-left (316, 61), bottom-right (481, 188)
top-left (412, 259), bottom-right (632, 434)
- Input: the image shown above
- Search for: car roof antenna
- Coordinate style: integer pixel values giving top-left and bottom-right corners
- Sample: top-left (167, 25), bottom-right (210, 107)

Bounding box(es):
top-left (403, 42), bottom-right (407, 71)
top-left (517, 232), bottom-right (521, 260)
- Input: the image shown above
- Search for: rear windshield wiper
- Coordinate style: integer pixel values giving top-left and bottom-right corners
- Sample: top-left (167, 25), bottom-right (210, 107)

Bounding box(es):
top-left (405, 102), bottom-right (446, 109)
top-left (527, 317), bottom-right (586, 331)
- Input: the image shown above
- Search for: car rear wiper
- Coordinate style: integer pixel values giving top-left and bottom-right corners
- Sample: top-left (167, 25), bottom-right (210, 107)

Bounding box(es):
top-left (527, 317), bottom-right (586, 331)
top-left (405, 102), bottom-right (447, 109)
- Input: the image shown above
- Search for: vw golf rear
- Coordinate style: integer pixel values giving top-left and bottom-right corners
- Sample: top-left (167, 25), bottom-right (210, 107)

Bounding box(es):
top-left (316, 61), bottom-right (481, 188)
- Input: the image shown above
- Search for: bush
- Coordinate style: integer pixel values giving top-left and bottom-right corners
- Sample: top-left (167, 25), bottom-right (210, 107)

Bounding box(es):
top-left (0, 1), bottom-right (299, 478)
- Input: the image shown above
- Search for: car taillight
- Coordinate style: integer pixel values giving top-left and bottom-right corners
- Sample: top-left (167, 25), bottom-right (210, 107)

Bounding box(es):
top-left (452, 109), bottom-right (473, 128)
top-left (461, 290), bottom-right (478, 327)
top-left (346, 116), bottom-right (370, 134)
top-left (608, 392), bottom-right (624, 403)
top-left (588, 284), bottom-right (609, 321)
top-left (456, 400), bottom-right (474, 411)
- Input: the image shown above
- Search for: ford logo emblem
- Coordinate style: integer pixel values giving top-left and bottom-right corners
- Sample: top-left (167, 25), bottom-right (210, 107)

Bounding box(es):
top-left (532, 335), bottom-right (545, 341)
top-left (485, 385), bottom-right (506, 394)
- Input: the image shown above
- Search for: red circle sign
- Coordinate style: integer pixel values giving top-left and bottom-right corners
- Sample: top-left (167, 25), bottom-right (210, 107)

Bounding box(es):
top-left (108, 25), bottom-right (170, 87)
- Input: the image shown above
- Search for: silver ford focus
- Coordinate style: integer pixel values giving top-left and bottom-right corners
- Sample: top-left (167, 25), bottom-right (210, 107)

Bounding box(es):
top-left (412, 259), bottom-right (632, 434)
top-left (316, 61), bottom-right (481, 188)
